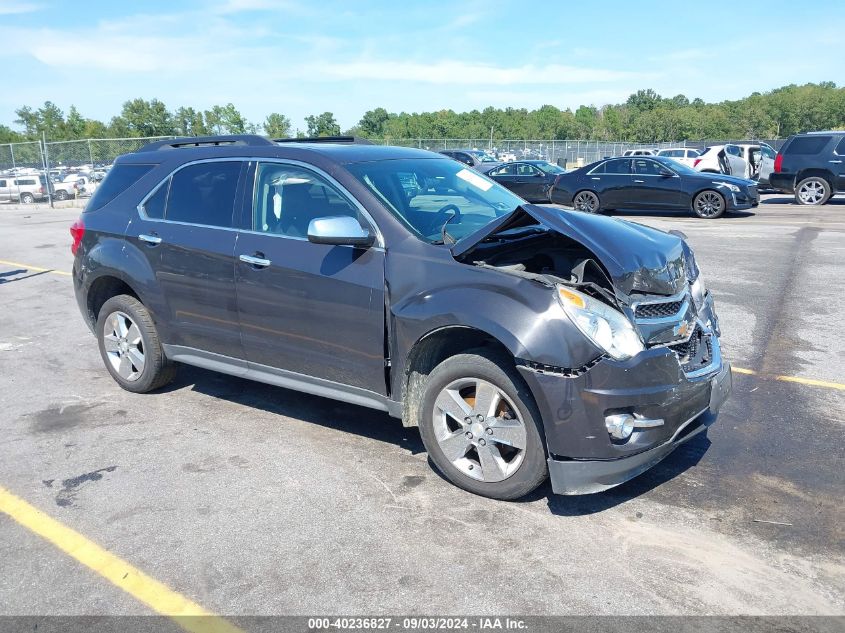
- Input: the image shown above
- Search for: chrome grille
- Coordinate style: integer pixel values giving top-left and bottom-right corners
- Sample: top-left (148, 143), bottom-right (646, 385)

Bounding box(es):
top-left (635, 300), bottom-right (683, 319)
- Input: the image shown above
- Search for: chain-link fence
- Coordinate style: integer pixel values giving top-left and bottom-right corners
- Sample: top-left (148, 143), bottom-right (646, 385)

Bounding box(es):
top-left (1, 135), bottom-right (785, 177)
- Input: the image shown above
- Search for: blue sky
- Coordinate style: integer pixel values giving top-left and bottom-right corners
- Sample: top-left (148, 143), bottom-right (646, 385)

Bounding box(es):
top-left (1, 0), bottom-right (843, 133)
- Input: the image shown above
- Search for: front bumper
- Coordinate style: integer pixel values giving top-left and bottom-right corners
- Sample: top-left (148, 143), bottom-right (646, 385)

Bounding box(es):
top-left (517, 298), bottom-right (731, 495)
top-left (545, 362), bottom-right (731, 494)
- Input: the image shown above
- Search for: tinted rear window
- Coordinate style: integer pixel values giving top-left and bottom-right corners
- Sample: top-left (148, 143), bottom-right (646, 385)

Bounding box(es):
top-left (835, 137), bottom-right (845, 155)
top-left (86, 164), bottom-right (154, 212)
top-left (785, 136), bottom-right (831, 155)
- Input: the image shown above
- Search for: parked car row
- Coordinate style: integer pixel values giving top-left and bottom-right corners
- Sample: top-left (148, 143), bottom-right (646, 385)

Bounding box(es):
top-left (0, 170), bottom-right (102, 203)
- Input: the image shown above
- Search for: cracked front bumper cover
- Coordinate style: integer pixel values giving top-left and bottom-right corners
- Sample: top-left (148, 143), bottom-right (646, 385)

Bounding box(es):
top-left (546, 361), bottom-right (731, 495)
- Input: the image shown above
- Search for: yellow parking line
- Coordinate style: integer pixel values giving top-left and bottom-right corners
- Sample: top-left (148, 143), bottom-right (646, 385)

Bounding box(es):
top-left (733, 367), bottom-right (845, 391)
top-left (0, 258), bottom-right (71, 276)
top-left (0, 485), bottom-right (243, 633)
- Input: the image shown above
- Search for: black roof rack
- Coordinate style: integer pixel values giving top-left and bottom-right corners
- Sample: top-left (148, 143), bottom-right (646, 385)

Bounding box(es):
top-left (274, 136), bottom-right (374, 145)
top-left (138, 135), bottom-right (276, 152)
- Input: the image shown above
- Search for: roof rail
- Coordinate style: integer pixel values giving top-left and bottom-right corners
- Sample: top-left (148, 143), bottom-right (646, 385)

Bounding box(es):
top-left (137, 135), bottom-right (276, 152)
top-left (273, 136), bottom-right (374, 145)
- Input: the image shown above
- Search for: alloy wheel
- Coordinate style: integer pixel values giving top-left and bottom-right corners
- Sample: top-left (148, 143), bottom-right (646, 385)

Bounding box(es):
top-left (573, 191), bottom-right (599, 213)
top-left (102, 311), bottom-right (145, 381)
top-left (797, 180), bottom-right (826, 205)
top-left (695, 191), bottom-right (724, 218)
top-left (432, 377), bottom-right (527, 482)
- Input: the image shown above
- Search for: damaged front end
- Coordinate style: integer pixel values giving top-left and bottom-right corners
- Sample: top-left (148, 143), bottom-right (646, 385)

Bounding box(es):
top-left (452, 204), bottom-right (732, 495)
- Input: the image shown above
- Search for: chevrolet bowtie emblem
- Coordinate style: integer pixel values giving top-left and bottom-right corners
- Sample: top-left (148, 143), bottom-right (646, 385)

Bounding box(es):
top-left (674, 321), bottom-right (692, 338)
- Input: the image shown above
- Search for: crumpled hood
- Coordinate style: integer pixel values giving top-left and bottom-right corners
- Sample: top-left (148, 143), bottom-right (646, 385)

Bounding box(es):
top-left (452, 205), bottom-right (689, 296)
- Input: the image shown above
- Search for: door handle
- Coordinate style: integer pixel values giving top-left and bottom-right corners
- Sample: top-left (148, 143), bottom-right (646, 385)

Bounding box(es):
top-left (633, 179), bottom-right (645, 183)
top-left (830, 160), bottom-right (843, 164)
top-left (138, 234), bottom-right (161, 245)
top-left (239, 254), bottom-right (271, 268)
top-left (591, 177), bottom-right (601, 180)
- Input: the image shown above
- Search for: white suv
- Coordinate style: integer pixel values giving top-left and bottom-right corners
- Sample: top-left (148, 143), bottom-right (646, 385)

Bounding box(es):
top-left (656, 147), bottom-right (701, 168)
top-left (692, 144), bottom-right (747, 176)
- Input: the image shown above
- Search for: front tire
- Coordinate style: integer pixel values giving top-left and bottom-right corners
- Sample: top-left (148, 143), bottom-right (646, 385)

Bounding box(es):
top-left (96, 294), bottom-right (176, 393)
top-left (795, 177), bottom-right (831, 206)
top-left (572, 190), bottom-right (601, 213)
top-left (418, 350), bottom-right (548, 500)
top-left (692, 190), bottom-right (726, 218)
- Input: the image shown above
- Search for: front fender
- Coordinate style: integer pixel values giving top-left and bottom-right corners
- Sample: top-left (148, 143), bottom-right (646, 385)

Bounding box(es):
top-left (390, 264), bottom-right (601, 382)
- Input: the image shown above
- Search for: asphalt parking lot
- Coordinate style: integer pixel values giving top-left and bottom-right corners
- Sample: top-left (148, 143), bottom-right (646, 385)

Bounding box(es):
top-left (0, 195), bottom-right (843, 620)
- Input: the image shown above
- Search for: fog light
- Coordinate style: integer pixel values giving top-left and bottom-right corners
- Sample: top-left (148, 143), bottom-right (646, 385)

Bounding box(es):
top-left (605, 414), bottom-right (635, 440)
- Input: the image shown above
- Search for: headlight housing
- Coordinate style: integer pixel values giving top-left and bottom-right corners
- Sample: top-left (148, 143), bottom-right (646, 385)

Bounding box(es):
top-left (556, 286), bottom-right (644, 361)
top-left (713, 181), bottom-right (740, 192)
top-left (690, 274), bottom-right (706, 311)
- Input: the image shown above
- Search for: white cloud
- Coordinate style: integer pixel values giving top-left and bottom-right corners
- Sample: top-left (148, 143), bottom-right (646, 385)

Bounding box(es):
top-left (0, 0), bottom-right (40, 14)
top-left (308, 60), bottom-right (652, 85)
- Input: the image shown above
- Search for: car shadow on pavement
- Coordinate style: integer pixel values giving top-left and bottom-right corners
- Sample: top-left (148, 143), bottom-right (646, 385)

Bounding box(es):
top-left (0, 268), bottom-right (52, 284)
top-left (609, 209), bottom-right (756, 219)
top-left (761, 195), bottom-right (843, 206)
top-left (544, 433), bottom-right (712, 515)
top-left (166, 365), bottom-right (427, 456)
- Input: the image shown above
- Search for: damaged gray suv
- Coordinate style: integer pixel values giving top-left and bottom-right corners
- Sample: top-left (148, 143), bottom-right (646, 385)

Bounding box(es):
top-left (71, 135), bottom-right (732, 500)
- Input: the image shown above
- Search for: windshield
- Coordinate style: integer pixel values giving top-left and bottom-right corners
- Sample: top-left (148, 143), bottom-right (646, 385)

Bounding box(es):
top-left (346, 158), bottom-right (523, 243)
top-left (535, 161), bottom-right (564, 174)
top-left (655, 157), bottom-right (699, 175)
top-left (467, 150), bottom-right (498, 163)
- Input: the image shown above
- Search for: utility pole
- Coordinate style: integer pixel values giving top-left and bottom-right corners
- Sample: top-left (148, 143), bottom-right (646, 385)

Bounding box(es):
top-left (489, 126), bottom-right (494, 151)
top-left (42, 132), bottom-right (54, 209)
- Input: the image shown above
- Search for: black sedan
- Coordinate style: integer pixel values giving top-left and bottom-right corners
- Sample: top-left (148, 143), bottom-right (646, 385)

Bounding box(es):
top-left (550, 156), bottom-right (759, 218)
top-left (482, 160), bottom-right (565, 203)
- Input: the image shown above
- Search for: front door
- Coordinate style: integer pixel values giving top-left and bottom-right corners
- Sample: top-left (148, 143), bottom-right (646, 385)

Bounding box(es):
top-left (128, 159), bottom-right (246, 359)
top-left (629, 158), bottom-right (681, 209)
top-left (235, 161), bottom-right (387, 395)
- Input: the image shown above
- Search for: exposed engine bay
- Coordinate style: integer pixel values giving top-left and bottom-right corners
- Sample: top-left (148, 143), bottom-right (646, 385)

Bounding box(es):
top-left (455, 221), bottom-right (720, 376)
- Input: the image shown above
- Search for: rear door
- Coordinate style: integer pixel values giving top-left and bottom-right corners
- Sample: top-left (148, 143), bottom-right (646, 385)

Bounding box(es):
top-left (235, 161), bottom-right (387, 394)
top-left (129, 159), bottom-right (246, 360)
top-left (587, 158), bottom-right (633, 207)
top-left (488, 163), bottom-right (519, 194)
top-left (833, 137), bottom-right (845, 190)
top-left (724, 145), bottom-right (746, 176)
top-left (0, 178), bottom-right (8, 202)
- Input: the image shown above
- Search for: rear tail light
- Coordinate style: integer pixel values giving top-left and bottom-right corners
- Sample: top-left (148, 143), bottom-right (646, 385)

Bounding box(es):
top-left (70, 218), bottom-right (85, 255)
top-left (693, 158), bottom-right (702, 168)
top-left (774, 153), bottom-right (783, 173)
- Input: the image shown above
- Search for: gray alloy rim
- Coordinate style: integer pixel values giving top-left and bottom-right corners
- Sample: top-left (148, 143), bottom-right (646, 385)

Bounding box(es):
top-left (21, 194), bottom-right (33, 203)
top-left (102, 311), bottom-right (145, 381)
top-left (798, 180), bottom-right (826, 205)
top-left (695, 191), bottom-right (724, 217)
top-left (432, 377), bottom-right (527, 483)
top-left (573, 191), bottom-right (599, 213)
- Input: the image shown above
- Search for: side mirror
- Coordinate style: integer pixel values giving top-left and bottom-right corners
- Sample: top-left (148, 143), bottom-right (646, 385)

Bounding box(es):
top-left (307, 216), bottom-right (374, 247)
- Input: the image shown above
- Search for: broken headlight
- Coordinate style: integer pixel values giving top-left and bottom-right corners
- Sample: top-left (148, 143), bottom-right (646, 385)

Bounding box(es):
top-left (556, 286), bottom-right (644, 361)
top-left (690, 274), bottom-right (706, 311)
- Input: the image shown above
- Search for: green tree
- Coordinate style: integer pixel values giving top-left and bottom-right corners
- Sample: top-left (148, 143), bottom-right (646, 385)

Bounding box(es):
top-left (173, 107), bottom-right (208, 136)
top-left (65, 106), bottom-right (86, 139)
top-left (114, 98), bottom-right (174, 137)
top-left (305, 112), bottom-right (341, 137)
top-left (263, 113), bottom-right (292, 138)
top-left (357, 107), bottom-right (390, 138)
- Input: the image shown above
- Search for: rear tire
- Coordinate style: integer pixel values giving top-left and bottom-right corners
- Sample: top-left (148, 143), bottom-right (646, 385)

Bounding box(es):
top-left (692, 190), bottom-right (726, 219)
top-left (96, 294), bottom-right (176, 393)
top-left (418, 349), bottom-right (548, 500)
top-left (572, 190), bottom-right (601, 213)
top-left (794, 177), bottom-right (831, 206)
top-left (20, 193), bottom-right (34, 204)
top-left (54, 190), bottom-right (68, 201)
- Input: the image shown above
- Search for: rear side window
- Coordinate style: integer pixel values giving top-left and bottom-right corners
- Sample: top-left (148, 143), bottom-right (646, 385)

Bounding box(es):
top-left (604, 158), bottom-right (631, 174)
top-left (86, 164), bottom-right (154, 212)
top-left (165, 161), bottom-right (241, 227)
top-left (835, 137), bottom-right (845, 155)
top-left (142, 179), bottom-right (169, 219)
top-left (15, 179), bottom-right (36, 185)
top-left (785, 136), bottom-right (831, 155)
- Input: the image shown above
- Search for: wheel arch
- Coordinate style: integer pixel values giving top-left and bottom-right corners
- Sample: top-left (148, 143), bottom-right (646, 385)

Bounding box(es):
top-left (400, 325), bottom-right (515, 428)
top-left (796, 169), bottom-right (835, 188)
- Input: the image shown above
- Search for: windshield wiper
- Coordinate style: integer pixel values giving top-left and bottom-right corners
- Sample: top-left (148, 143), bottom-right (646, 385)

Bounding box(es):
top-left (440, 213), bottom-right (459, 245)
